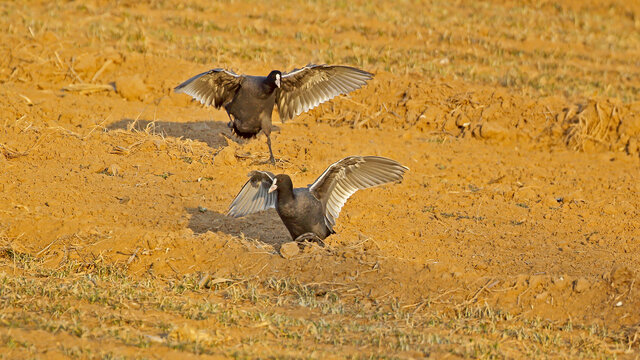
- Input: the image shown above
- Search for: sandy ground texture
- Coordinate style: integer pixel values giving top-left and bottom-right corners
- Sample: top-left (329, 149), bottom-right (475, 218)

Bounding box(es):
top-left (1, 0), bottom-right (640, 358)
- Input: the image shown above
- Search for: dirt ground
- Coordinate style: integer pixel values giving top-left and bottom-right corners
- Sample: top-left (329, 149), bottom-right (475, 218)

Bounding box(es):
top-left (2, 0), bottom-right (640, 358)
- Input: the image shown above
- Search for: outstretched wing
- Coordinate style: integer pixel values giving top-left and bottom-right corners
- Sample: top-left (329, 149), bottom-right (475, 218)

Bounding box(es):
top-left (276, 64), bottom-right (373, 121)
top-left (227, 171), bottom-right (277, 218)
top-left (174, 68), bottom-right (243, 108)
top-left (309, 156), bottom-right (408, 228)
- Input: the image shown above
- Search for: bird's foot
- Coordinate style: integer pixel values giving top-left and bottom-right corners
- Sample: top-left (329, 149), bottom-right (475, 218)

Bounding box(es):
top-left (254, 157), bottom-right (275, 165)
top-left (255, 155), bottom-right (287, 166)
top-left (294, 233), bottom-right (325, 247)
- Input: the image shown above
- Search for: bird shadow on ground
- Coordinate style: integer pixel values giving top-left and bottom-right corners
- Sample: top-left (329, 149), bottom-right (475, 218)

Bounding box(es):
top-left (107, 119), bottom-right (281, 150)
top-left (107, 118), bottom-right (241, 149)
top-left (185, 207), bottom-right (292, 249)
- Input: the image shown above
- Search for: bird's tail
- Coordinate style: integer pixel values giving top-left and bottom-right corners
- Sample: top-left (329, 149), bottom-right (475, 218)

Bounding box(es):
top-left (230, 121), bottom-right (259, 139)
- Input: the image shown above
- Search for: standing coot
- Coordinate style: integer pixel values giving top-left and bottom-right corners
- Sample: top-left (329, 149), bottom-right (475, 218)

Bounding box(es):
top-left (174, 65), bottom-right (373, 163)
top-left (227, 156), bottom-right (408, 243)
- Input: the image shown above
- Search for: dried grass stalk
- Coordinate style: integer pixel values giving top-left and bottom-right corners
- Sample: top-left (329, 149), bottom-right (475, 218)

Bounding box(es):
top-left (563, 101), bottom-right (618, 151)
top-left (62, 83), bottom-right (115, 94)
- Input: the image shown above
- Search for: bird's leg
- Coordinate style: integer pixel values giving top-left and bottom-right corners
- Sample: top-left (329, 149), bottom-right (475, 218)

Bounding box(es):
top-left (294, 232), bottom-right (325, 247)
top-left (225, 111), bottom-right (234, 129)
top-left (259, 115), bottom-right (276, 164)
top-left (266, 134), bottom-right (275, 164)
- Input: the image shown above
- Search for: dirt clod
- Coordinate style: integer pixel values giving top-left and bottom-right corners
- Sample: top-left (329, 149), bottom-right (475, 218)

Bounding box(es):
top-left (602, 204), bottom-right (616, 215)
top-left (513, 187), bottom-right (537, 203)
top-left (478, 122), bottom-right (508, 140)
top-left (215, 146), bottom-right (238, 166)
top-left (552, 276), bottom-right (570, 290)
top-left (573, 278), bottom-right (590, 293)
top-left (115, 74), bottom-right (148, 101)
top-left (542, 195), bottom-right (560, 208)
top-left (107, 164), bottom-right (121, 176)
top-left (280, 242), bottom-right (300, 259)
top-left (611, 266), bottom-right (635, 289)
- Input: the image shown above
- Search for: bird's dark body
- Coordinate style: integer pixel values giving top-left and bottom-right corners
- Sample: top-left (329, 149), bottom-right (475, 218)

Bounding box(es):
top-left (226, 76), bottom-right (277, 139)
top-left (276, 188), bottom-right (334, 240)
top-left (175, 65), bottom-right (374, 163)
top-left (227, 156), bottom-right (409, 243)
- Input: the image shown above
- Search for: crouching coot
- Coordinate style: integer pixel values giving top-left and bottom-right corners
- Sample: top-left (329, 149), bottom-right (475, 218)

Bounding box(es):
top-left (227, 156), bottom-right (408, 243)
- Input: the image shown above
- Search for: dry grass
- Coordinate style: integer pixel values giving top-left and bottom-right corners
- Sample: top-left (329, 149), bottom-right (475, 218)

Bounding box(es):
top-left (2, 0), bottom-right (640, 100)
top-left (1, 0), bottom-right (640, 358)
top-left (0, 250), bottom-right (633, 358)
top-left (563, 99), bottom-right (624, 152)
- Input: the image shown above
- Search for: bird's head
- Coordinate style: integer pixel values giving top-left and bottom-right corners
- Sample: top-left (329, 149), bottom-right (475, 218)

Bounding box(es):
top-left (269, 174), bottom-right (292, 193)
top-left (267, 70), bottom-right (282, 88)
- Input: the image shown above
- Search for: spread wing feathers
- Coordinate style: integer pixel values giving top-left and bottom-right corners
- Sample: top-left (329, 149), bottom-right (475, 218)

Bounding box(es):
top-left (174, 68), bottom-right (242, 108)
top-left (308, 156), bottom-right (408, 228)
top-left (227, 171), bottom-right (277, 218)
top-left (276, 64), bottom-right (373, 121)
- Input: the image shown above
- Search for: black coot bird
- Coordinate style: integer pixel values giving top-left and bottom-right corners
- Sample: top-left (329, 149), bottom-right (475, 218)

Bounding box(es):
top-left (227, 156), bottom-right (408, 243)
top-left (174, 64), bottom-right (373, 163)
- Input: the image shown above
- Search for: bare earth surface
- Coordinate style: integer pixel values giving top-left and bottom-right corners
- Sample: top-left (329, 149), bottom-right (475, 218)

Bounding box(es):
top-left (1, 0), bottom-right (640, 358)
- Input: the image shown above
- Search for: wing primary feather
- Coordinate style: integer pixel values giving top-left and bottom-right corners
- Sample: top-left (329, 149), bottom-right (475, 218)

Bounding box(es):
top-left (309, 156), bottom-right (406, 228)
top-left (256, 185), bottom-right (266, 213)
top-left (333, 183), bottom-right (350, 200)
top-left (314, 82), bottom-right (331, 100)
top-left (323, 82), bottom-right (340, 97)
top-left (228, 171), bottom-right (278, 217)
top-left (346, 171), bottom-right (371, 188)
top-left (366, 167), bottom-right (398, 184)
top-left (229, 180), bottom-right (251, 215)
top-left (344, 72), bottom-right (370, 83)
top-left (175, 69), bottom-right (241, 109)
top-left (292, 96), bottom-right (302, 116)
top-left (355, 169), bottom-right (382, 187)
top-left (260, 184), bottom-right (269, 210)
top-left (252, 185), bottom-right (263, 214)
top-left (330, 79), bottom-right (350, 94)
top-left (251, 185), bottom-right (262, 214)
top-left (340, 176), bottom-right (360, 192)
top-left (236, 190), bottom-right (252, 215)
top-left (300, 90), bottom-right (312, 112)
top-left (338, 77), bottom-right (362, 90)
top-left (309, 88), bottom-right (321, 108)
top-left (359, 166), bottom-right (387, 180)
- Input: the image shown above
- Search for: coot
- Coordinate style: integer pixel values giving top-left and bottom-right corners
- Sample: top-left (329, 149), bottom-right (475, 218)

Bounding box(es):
top-left (175, 65), bottom-right (373, 163)
top-left (227, 156), bottom-right (408, 243)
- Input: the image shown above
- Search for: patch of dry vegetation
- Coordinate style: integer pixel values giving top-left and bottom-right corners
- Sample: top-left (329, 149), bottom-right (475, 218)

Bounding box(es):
top-left (5, 0), bottom-right (640, 157)
top-left (3, 0), bottom-right (640, 99)
top-left (0, 251), bottom-right (634, 359)
top-left (2, 0), bottom-right (640, 358)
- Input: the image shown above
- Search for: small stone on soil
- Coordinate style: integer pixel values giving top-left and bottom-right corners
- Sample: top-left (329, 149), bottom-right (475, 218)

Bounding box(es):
top-left (542, 195), bottom-right (560, 208)
top-left (215, 146), bottom-right (237, 166)
top-left (573, 277), bottom-right (590, 293)
top-left (602, 204), bottom-right (616, 215)
top-left (107, 164), bottom-right (121, 176)
top-left (478, 122), bottom-right (508, 140)
top-left (513, 187), bottom-right (537, 202)
top-left (280, 242), bottom-right (299, 259)
top-left (115, 74), bottom-right (148, 101)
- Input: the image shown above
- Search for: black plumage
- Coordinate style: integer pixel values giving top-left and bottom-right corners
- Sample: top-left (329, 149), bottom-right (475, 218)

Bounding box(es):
top-left (174, 65), bottom-right (373, 163)
top-left (227, 156), bottom-right (408, 243)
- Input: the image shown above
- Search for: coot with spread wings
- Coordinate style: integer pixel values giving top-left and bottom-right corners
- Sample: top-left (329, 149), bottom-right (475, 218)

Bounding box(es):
top-left (227, 156), bottom-right (408, 243)
top-left (175, 65), bottom-right (373, 163)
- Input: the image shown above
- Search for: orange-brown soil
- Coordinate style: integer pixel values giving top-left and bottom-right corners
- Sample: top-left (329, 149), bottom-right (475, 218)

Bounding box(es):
top-left (1, 0), bottom-right (640, 358)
